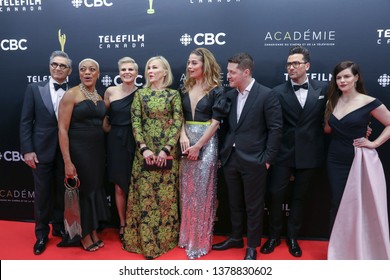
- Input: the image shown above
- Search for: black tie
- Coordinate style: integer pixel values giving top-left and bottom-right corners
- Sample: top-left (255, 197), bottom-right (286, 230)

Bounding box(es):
top-left (54, 83), bottom-right (67, 91)
top-left (293, 83), bottom-right (308, 91)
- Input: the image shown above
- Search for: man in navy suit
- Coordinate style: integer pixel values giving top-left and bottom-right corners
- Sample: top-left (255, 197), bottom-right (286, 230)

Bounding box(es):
top-left (212, 53), bottom-right (283, 260)
top-left (20, 50), bottom-right (72, 255)
top-left (260, 46), bottom-right (328, 257)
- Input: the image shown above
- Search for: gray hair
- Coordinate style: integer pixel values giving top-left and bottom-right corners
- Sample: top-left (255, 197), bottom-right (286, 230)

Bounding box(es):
top-left (50, 50), bottom-right (72, 68)
top-left (79, 58), bottom-right (100, 70)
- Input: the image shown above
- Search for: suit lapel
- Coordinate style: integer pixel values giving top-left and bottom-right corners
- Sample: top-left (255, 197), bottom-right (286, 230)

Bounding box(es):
top-left (39, 81), bottom-right (55, 116)
top-left (236, 83), bottom-right (259, 128)
top-left (280, 82), bottom-right (302, 116)
top-left (300, 82), bottom-right (322, 119)
top-left (229, 90), bottom-right (238, 129)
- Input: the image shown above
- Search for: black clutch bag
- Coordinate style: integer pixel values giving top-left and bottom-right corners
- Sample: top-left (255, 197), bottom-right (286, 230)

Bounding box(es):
top-left (142, 156), bottom-right (173, 171)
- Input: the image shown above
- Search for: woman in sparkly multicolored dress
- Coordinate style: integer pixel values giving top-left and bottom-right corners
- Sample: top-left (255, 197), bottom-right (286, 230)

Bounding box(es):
top-left (178, 48), bottom-right (229, 259)
top-left (122, 56), bottom-right (183, 259)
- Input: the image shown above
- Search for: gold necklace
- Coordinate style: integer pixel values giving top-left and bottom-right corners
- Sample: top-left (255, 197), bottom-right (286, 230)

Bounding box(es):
top-left (79, 83), bottom-right (101, 105)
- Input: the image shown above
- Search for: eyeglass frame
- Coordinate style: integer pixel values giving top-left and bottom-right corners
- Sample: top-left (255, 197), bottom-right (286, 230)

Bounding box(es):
top-left (286, 61), bottom-right (307, 69)
top-left (50, 62), bottom-right (70, 70)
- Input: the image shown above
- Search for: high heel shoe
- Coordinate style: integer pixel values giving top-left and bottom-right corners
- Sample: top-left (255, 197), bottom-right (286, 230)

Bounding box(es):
top-left (81, 240), bottom-right (99, 252)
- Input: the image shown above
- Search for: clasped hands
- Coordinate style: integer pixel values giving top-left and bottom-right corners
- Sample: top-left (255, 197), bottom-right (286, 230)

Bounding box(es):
top-left (143, 149), bottom-right (168, 167)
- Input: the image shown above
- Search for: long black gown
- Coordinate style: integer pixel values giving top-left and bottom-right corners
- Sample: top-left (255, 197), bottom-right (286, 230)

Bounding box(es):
top-left (107, 93), bottom-right (136, 193)
top-left (327, 99), bottom-right (382, 229)
top-left (69, 99), bottom-right (110, 237)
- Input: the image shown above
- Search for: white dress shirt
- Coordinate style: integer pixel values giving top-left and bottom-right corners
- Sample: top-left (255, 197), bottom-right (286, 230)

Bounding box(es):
top-left (291, 79), bottom-right (309, 108)
top-left (237, 78), bottom-right (255, 122)
top-left (50, 79), bottom-right (66, 119)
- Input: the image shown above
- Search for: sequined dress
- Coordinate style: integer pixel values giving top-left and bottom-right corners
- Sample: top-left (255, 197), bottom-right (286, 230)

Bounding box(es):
top-left (122, 88), bottom-right (183, 259)
top-left (178, 86), bottom-right (228, 259)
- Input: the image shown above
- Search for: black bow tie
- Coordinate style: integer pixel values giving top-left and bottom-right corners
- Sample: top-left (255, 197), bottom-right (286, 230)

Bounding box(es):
top-left (293, 83), bottom-right (308, 91)
top-left (54, 83), bottom-right (67, 91)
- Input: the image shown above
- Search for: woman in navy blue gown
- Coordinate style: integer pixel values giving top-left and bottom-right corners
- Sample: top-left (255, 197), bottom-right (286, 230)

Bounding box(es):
top-left (324, 61), bottom-right (390, 259)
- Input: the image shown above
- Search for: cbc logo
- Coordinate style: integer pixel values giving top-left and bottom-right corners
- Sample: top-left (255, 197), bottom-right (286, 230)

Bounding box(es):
top-left (180, 33), bottom-right (226, 46)
top-left (101, 74), bottom-right (143, 87)
top-left (72, 0), bottom-right (113, 8)
top-left (1, 39), bottom-right (27, 51)
top-left (0, 151), bottom-right (24, 162)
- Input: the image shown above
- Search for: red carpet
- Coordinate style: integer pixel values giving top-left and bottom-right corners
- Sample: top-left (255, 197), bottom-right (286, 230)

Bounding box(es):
top-left (0, 220), bottom-right (328, 260)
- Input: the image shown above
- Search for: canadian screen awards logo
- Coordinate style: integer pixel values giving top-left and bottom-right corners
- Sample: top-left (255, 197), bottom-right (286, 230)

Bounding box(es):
top-left (58, 29), bottom-right (66, 51)
top-left (147, 0), bottom-right (155, 14)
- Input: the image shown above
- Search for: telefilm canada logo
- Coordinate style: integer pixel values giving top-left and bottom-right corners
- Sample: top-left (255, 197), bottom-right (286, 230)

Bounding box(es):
top-left (264, 29), bottom-right (336, 47)
top-left (98, 34), bottom-right (145, 49)
top-left (377, 29), bottom-right (390, 45)
top-left (0, 0), bottom-right (43, 12)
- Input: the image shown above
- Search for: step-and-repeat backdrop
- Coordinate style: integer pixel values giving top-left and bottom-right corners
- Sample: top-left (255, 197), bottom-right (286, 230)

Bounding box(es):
top-left (1, 0), bottom-right (389, 239)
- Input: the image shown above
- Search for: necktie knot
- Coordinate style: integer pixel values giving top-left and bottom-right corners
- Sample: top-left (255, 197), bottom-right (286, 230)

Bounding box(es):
top-left (54, 83), bottom-right (67, 91)
top-left (293, 83), bottom-right (308, 91)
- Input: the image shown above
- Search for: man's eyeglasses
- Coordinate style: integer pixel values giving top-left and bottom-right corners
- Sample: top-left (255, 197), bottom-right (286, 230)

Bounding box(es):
top-left (286, 61), bottom-right (307, 69)
top-left (50, 62), bottom-right (70, 70)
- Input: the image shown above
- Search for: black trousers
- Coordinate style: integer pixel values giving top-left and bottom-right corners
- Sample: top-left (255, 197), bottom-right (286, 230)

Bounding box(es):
top-left (223, 149), bottom-right (267, 248)
top-left (266, 165), bottom-right (316, 239)
top-left (32, 151), bottom-right (65, 239)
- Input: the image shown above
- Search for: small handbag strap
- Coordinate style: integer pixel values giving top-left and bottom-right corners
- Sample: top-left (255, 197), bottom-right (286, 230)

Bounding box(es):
top-left (64, 176), bottom-right (80, 191)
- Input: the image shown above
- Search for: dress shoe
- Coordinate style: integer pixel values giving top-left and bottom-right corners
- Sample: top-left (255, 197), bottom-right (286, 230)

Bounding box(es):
top-left (244, 248), bottom-right (257, 260)
top-left (52, 229), bottom-right (66, 237)
top-left (260, 238), bottom-right (281, 254)
top-left (57, 234), bottom-right (81, 247)
top-left (33, 238), bottom-right (48, 255)
top-left (286, 238), bottom-right (302, 257)
top-left (212, 238), bottom-right (244, 250)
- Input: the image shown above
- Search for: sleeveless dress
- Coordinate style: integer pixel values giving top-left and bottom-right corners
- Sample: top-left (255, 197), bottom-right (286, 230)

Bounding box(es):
top-left (107, 93), bottom-right (136, 193)
top-left (122, 88), bottom-right (183, 259)
top-left (68, 100), bottom-right (110, 237)
top-left (178, 86), bottom-right (229, 259)
top-left (327, 98), bottom-right (390, 259)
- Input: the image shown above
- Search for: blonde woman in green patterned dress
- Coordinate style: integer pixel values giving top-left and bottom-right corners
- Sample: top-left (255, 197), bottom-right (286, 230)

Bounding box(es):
top-left (122, 56), bottom-right (183, 259)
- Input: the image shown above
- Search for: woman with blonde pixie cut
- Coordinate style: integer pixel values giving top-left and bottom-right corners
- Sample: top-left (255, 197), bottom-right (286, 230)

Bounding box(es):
top-left (122, 56), bottom-right (183, 259)
top-left (178, 48), bottom-right (229, 259)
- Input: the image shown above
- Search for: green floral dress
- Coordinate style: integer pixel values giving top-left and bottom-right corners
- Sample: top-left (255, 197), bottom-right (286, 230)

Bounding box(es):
top-left (123, 87), bottom-right (183, 259)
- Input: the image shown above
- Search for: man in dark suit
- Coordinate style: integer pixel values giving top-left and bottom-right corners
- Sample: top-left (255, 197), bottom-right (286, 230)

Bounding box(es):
top-left (260, 46), bottom-right (328, 257)
top-left (20, 50), bottom-right (72, 255)
top-left (212, 53), bottom-right (283, 260)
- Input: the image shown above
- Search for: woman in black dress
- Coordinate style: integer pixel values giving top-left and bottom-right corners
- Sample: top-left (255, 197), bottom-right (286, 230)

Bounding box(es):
top-left (103, 57), bottom-right (138, 242)
top-left (58, 58), bottom-right (110, 252)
